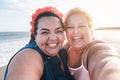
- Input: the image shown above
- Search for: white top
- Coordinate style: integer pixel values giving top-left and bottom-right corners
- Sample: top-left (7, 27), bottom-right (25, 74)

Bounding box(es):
top-left (68, 46), bottom-right (90, 80)
top-left (68, 39), bottom-right (108, 80)
top-left (69, 65), bottom-right (90, 80)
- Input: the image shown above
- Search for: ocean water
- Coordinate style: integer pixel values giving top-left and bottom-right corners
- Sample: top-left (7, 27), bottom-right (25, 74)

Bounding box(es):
top-left (94, 29), bottom-right (120, 52)
top-left (0, 32), bottom-right (30, 67)
top-left (0, 30), bottom-right (120, 67)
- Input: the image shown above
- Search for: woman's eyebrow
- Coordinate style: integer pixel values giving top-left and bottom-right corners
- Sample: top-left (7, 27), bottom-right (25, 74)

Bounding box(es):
top-left (56, 27), bottom-right (63, 30)
top-left (39, 27), bottom-right (63, 32)
top-left (40, 28), bottom-right (49, 31)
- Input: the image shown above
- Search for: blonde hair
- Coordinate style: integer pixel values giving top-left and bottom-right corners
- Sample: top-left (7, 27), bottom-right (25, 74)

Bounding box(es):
top-left (63, 7), bottom-right (93, 32)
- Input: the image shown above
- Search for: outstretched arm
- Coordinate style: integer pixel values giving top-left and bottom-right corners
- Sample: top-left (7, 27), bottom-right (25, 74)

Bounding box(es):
top-left (88, 43), bottom-right (120, 80)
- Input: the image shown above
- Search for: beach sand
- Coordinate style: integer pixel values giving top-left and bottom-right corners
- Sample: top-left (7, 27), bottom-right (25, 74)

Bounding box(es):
top-left (0, 66), bottom-right (6, 80)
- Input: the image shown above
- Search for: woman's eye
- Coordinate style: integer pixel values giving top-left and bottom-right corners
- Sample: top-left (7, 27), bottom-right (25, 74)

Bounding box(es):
top-left (56, 30), bottom-right (63, 34)
top-left (67, 26), bottom-right (73, 29)
top-left (41, 32), bottom-right (49, 34)
top-left (79, 26), bottom-right (86, 27)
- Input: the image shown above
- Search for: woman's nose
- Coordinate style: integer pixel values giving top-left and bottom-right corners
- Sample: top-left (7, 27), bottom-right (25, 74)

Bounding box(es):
top-left (74, 27), bottom-right (80, 34)
top-left (48, 33), bottom-right (57, 40)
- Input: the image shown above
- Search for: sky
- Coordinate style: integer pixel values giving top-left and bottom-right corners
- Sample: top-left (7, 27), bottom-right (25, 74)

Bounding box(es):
top-left (0, 0), bottom-right (120, 32)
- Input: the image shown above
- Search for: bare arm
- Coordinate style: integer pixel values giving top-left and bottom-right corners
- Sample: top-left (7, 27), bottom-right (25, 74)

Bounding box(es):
top-left (6, 49), bottom-right (44, 80)
top-left (88, 43), bottom-right (120, 80)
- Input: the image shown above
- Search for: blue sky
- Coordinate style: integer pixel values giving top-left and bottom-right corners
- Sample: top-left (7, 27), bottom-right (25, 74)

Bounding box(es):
top-left (0, 0), bottom-right (120, 32)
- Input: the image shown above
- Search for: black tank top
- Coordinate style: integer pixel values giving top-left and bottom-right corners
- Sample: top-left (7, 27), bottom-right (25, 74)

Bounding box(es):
top-left (4, 41), bottom-right (75, 80)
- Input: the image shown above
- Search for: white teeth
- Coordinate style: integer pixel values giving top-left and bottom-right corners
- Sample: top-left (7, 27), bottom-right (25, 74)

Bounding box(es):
top-left (73, 37), bottom-right (81, 40)
top-left (48, 43), bottom-right (57, 47)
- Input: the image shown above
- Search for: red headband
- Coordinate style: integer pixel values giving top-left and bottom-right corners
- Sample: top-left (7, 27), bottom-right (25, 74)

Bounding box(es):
top-left (30, 6), bottom-right (63, 34)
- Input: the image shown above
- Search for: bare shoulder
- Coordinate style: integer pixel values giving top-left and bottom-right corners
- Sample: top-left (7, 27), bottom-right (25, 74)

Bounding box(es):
top-left (7, 49), bottom-right (44, 80)
top-left (88, 40), bottom-right (119, 67)
top-left (88, 40), bottom-right (119, 58)
top-left (63, 42), bottom-right (70, 52)
top-left (87, 40), bottom-right (120, 80)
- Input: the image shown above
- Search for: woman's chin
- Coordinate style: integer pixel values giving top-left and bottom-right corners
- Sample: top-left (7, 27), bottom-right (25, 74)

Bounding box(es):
top-left (46, 49), bottom-right (59, 56)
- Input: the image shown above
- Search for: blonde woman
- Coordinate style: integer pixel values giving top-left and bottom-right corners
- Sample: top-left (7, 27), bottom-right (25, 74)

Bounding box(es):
top-left (63, 7), bottom-right (120, 80)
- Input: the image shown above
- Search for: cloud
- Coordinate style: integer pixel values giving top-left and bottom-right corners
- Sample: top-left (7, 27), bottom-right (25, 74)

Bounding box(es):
top-left (3, 0), bottom-right (41, 13)
top-left (2, 0), bottom-right (88, 14)
top-left (0, 0), bottom-right (120, 32)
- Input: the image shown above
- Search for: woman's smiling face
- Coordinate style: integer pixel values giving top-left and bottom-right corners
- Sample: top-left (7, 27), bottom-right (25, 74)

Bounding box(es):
top-left (65, 14), bottom-right (92, 50)
top-left (35, 16), bottom-right (65, 56)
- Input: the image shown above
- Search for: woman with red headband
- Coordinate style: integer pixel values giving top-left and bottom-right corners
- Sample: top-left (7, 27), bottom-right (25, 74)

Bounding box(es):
top-left (4, 6), bottom-right (74, 80)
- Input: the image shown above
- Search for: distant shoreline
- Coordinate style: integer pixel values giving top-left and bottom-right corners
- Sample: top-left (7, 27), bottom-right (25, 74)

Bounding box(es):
top-left (95, 27), bottom-right (120, 30)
